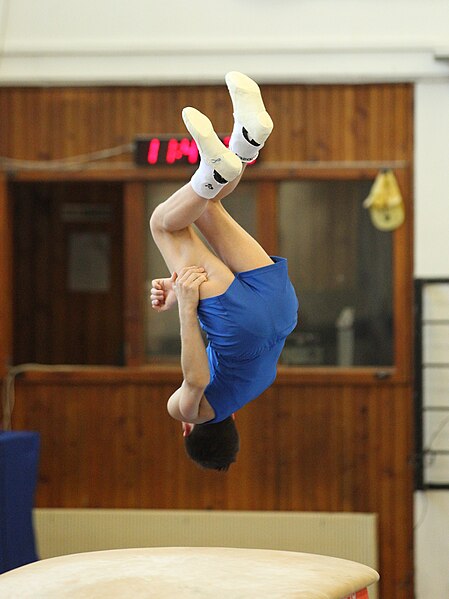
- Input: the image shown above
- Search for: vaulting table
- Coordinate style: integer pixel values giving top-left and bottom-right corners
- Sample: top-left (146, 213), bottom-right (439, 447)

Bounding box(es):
top-left (0, 546), bottom-right (379, 598)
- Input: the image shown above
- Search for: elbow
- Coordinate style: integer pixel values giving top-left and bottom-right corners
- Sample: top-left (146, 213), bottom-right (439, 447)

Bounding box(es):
top-left (179, 382), bottom-right (207, 422)
top-left (167, 398), bottom-right (181, 421)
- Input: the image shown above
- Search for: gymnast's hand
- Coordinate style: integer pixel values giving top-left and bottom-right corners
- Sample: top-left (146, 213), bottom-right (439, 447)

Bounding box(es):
top-left (150, 273), bottom-right (178, 312)
top-left (173, 266), bottom-right (208, 311)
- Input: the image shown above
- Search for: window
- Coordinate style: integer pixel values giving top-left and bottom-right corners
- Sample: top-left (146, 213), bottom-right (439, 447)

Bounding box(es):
top-left (144, 178), bottom-right (394, 368)
top-left (279, 180), bottom-right (393, 367)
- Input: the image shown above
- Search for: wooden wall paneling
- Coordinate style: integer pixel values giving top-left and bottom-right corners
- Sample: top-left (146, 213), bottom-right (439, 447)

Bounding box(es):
top-left (339, 86), bottom-right (355, 161)
top-left (1, 84), bottom-right (412, 167)
top-left (400, 84), bottom-right (414, 158)
top-left (9, 90), bottom-right (25, 158)
top-left (79, 89), bottom-right (96, 156)
top-left (256, 181), bottom-right (278, 256)
top-left (61, 183), bottom-right (124, 364)
top-left (35, 88), bottom-right (55, 162)
top-left (387, 85), bottom-right (411, 161)
top-left (95, 89), bottom-right (114, 159)
top-left (366, 86), bottom-right (381, 161)
top-left (6, 379), bottom-right (374, 510)
top-left (264, 85), bottom-right (297, 162)
top-left (392, 383), bottom-right (415, 593)
top-left (353, 86), bottom-right (370, 162)
top-left (123, 182), bottom-right (147, 365)
top-left (50, 93), bottom-right (67, 161)
top-left (316, 85), bottom-right (335, 161)
top-left (130, 88), bottom-right (150, 139)
top-left (0, 174), bottom-right (12, 381)
top-left (392, 168), bottom-right (414, 379)
top-left (378, 384), bottom-right (414, 594)
top-left (328, 85), bottom-right (345, 161)
top-left (12, 183), bottom-right (124, 365)
top-left (262, 84), bottom-right (299, 162)
top-left (304, 86), bottom-right (322, 161)
top-left (326, 86), bottom-right (341, 161)
top-left (82, 89), bottom-right (101, 157)
top-left (369, 86), bottom-right (384, 160)
top-left (37, 89), bottom-right (54, 161)
top-left (0, 89), bottom-right (9, 158)
top-left (3, 82), bottom-right (415, 598)
top-left (366, 85), bottom-right (411, 162)
top-left (112, 88), bottom-right (128, 147)
top-left (11, 375), bottom-right (414, 598)
top-left (68, 89), bottom-right (87, 158)
top-left (376, 86), bottom-right (391, 161)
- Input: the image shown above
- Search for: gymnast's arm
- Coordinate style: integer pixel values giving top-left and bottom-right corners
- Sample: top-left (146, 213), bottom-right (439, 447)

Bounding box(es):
top-left (166, 267), bottom-right (211, 423)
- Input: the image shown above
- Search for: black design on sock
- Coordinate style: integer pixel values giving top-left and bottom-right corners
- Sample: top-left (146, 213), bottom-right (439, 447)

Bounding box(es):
top-left (242, 126), bottom-right (261, 147)
top-left (213, 170), bottom-right (228, 184)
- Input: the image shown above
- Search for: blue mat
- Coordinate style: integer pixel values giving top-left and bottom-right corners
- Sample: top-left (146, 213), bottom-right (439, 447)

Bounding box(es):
top-left (0, 431), bottom-right (40, 573)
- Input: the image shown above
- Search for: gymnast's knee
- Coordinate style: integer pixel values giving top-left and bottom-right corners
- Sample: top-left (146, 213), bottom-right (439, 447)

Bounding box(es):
top-left (149, 204), bottom-right (171, 238)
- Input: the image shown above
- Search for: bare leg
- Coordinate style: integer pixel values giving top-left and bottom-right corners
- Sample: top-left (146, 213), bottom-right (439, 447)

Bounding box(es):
top-left (150, 185), bottom-right (236, 300)
top-left (192, 71), bottom-right (274, 273)
top-left (195, 198), bottom-right (273, 274)
top-left (151, 166), bottom-right (271, 284)
top-left (151, 71), bottom-right (274, 291)
top-left (151, 166), bottom-right (243, 233)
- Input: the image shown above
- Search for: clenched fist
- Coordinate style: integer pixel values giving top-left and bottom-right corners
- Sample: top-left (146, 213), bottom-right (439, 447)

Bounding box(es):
top-left (150, 273), bottom-right (178, 312)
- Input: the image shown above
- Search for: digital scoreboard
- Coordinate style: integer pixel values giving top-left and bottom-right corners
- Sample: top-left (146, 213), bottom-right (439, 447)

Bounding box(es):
top-left (134, 135), bottom-right (231, 167)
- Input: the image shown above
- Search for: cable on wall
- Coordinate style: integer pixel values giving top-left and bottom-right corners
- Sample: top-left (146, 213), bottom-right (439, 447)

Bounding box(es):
top-left (0, 143), bottom-right (134, 172)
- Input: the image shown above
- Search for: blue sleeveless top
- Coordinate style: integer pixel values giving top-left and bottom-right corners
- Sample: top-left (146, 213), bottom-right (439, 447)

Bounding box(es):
top-left (197, 257), bottom-right (298, 423)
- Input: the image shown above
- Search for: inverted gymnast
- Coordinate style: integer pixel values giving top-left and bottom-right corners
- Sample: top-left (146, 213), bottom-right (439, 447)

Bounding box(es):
top-left (150, 72), bottom-right (298, 471)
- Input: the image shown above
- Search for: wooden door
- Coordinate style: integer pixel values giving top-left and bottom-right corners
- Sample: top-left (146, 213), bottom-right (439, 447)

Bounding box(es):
top-left (12, 182), bottom-right (124, 365)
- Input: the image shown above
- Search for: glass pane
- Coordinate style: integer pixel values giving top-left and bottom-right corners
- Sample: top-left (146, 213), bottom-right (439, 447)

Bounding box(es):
top-left (145, 182), bottom-right (258, 360)
top-left (279, 180), bottom-right (393, 367)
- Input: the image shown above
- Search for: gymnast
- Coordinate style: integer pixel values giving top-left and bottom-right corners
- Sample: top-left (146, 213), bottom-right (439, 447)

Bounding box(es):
top-left (150, 72), bottom-right (298, 471)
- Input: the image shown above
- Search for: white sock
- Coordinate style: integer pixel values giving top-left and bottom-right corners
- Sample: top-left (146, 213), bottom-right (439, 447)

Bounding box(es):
top-left (190, 159), bottom-right (230, 200)
top-left (226, 71), bottom-right (273, 162)
top-left (182, 107), bottom-right (242, 199)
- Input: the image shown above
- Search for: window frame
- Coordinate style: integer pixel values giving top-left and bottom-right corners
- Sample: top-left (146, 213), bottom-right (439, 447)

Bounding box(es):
top-left (124, 165), bottom-right (412, 385)
top-left (6, 164), bottom-right (411, 385)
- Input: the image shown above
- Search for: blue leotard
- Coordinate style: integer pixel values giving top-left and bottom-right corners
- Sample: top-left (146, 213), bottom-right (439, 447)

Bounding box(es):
top-left (197, 256), bottom-right (298, 423)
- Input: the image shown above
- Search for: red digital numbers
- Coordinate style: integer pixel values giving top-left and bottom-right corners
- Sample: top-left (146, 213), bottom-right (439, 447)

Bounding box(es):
top-left (146, 137), bottom-right (199, 165)
top-left (146, 138), bottom-right (161, 165)
top-left (143, 135), bottom-right (241, 166)
top-left (165, 138), bottom-right (198, 164)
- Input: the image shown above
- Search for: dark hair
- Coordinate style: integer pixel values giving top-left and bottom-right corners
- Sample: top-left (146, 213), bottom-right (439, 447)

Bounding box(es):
top-left (184, 416), bottom-right (240, 471)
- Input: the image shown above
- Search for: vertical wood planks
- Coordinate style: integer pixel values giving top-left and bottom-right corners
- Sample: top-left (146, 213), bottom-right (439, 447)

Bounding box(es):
top-left (123, 182), bottom-right (147, 365)
top-left (0, 84), bottom-right (412, 165)
top-left (3, 81), bottom-right (414, 598)
top-left (0, 173), bottom-right (13, 378)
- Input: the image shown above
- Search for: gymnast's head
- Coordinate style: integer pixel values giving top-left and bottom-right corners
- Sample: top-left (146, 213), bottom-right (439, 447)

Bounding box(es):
top-left (183, 416), bottom-right (240, 471)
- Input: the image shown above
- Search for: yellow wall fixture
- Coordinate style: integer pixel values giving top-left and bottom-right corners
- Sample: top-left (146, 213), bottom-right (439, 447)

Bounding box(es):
top-left (363, 169), bottom-right (405, 231)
